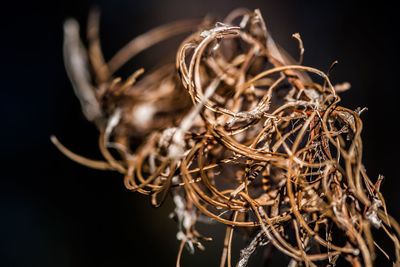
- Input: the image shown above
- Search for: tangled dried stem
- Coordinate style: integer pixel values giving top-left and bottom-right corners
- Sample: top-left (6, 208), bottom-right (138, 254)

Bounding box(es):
top-left (53, 8), bottom-right (400, 267)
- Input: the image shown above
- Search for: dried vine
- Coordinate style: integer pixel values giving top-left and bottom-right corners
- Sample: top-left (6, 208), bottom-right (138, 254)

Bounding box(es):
top-left (53, 8), bottom-right (400, 267)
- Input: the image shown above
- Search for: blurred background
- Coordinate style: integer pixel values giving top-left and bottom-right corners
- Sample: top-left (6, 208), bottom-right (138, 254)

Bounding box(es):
top-left (0, 0), bottom-right (398, 266)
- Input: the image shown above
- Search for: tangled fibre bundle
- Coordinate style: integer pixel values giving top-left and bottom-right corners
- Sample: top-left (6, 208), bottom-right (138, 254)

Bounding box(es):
top-left (52, 8), bottom-right (400, 267)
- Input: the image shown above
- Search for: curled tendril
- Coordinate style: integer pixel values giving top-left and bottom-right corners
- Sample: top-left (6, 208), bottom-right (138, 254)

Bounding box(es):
top-left (54, 8), bottom-right (400, 267)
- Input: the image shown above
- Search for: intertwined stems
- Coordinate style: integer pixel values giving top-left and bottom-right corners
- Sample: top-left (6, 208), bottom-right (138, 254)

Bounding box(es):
top-left (53, 8), bottom-right (400, 267)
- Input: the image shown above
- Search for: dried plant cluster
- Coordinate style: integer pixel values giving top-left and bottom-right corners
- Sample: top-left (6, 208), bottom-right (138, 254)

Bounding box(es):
top-left (53, 8), bottom-right (400, 267)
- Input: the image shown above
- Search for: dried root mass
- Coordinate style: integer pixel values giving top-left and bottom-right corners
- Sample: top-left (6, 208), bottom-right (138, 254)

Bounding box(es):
top-left (53, 8), bottom-right (400, 267)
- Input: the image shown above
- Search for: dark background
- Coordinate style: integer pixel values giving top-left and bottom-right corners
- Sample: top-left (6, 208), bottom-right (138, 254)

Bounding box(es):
top-left (1, 1), bottom-right (398, 266)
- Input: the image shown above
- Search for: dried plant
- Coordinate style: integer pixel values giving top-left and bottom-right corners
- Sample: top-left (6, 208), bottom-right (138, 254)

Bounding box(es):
top-left (52, 8), bottom-right (400, 267)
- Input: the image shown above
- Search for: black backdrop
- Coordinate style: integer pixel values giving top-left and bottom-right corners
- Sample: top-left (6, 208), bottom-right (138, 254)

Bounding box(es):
top-left (1, 1), bottom-right (399, 266)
